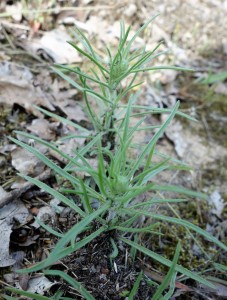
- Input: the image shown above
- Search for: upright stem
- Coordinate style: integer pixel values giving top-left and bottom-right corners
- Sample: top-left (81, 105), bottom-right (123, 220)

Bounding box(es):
top-left (100, 87), bottom-right (118, 151)
top-left (103, 88), bottom-right (117, 131)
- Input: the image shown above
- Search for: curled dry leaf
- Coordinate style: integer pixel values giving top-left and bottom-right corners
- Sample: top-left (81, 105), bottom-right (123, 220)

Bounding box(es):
top-left (0, 220), bottom-right (15, 267)
top-left (163, 118), bottom-right (188, 158)
top-left (11, 145), bottom-right (47, 176)
top-left (124, 3), bottom-right (137, 17)
top-left (50, 198), bottom-right (64, 214)
top-left (57, 100), bottom-right (88, 123)
top-left (0, 197), bottom-right (29, 267)
top-left (23, 27), bottom-right (82, 64)
top-left (31, 206), bottom-right (56, 229)
top-left (0, 62), bottom-right (54, 116)
top-left (5, 2), bottom-right (23, 22)
top-left (12, 251), bottom-right (29, 290)
top-left (162, 113), bottom-right (227, 172)
top-left (13, 275), bottom-right (55, 294)
top-left (197, 279), bottom-right (227, 299)
top-left (214, 82), bottom-right (227, 95)
top-left (27, 275), bottom-right (55, 294)
top-left (27, 118), bottom-right (56, 141)
top-left (208, 190), bottom-right (225, 218)
top-left (156, 69), bottom-right (178, 85)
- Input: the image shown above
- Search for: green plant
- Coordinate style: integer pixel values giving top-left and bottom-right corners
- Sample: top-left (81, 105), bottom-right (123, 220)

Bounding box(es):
top-left (198, 70), bottom-right (227, 85)
top-left (3, 16), bottom-right (227, 299)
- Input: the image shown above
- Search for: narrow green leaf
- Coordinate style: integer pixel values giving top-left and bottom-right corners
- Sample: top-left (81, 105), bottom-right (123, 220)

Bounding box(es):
top-left (126, 117), bottom-right (146, 141)
top-left (118, 24), bottom-right (131, 53)
top-left (110, 26), bottom-right (131, 76)
top-left (78, 177), bottom-right (93, 213)
top-left (199, 71), bottom-right (227, 85)
top-left (97, 143), bottom-right (109, 197)
top-left (44, 270), bottom-right (95, 300)
top-left (124, 14), bottom-right (159, 56)
top-left (52, 66), bottom-right (84, 91)
top-left (154, 150), bottom-right (190, 167)
top-left (121, 209), bottom-right (227, 252)
top-left (17, 205), bottom-right (110, 273)
top-left (119, 215), bottom-right (140, 228)
top-left (110, 238), bottom-right (119, 260)
top-left (119, 19), bottom-right (125, 42)
top-left (80, 76), bottom-right (102, 130)
top-left (55, 64), bottom-right (109, 88)
top-left (128, 271), bottom-right (143, 300)
top-left (85, 88), bottom-right (112, 104)
top-left (33, 105), bottom-right (89, 132)
top-left (19, 174), bottom-right (85, 216)
top-left (5, 288), bottom-right (50, 300)
top-left (120, 238), bottom-right (215, 288)
top-left (163, 273), bottom-right (177, 300)
top-left (64, 133), bottom-right (101, 171)
top-left (10, 137), bottom-right (102, 201)
top-left (122, 95), bottom-right (132, 145)
top-left (152, 242), bottom-right (180, 300)
top-left (70, 26), bottom-right (97, 59)
top-left (109, 224), bottom-right (160, 234)
top-left (130, 234), bottom-right (138, 263)
top-left (36, 227), bottom-right (106, 273)
top-left (53, 67), bottom-right (111, 104)
top-left (49, 202), bottom-right (110, 256)
top-left (135, 144), bottom-right (156, 186)
top-left (68, 41), bottom-right (109, 74)
top-left (1, 296), bottom-right (18, 300)
top-left (56, 226), bottom-right (106, 262)
top-left (14, 130), bottom-right (84, 166)
top-left (129, 125), bottom-right (161, 132)
top-left (118, 183), bottom-right (155, 206)
top-left (131, 66), bottom-right (194, 73)
top-left (128, 101), bottom-right (180, 178)
top-left (213, 263), bottom-right (227, 272)
top-left (130, 198), bottom-right (187, 209)
top-left (119, 105), bottom-right (198, 122)
top-left (35, 217), bottom-right (63, 237)
top-left (152, 184), bottom-right (208, 199)
top-left (123, 42), bottom-right (163, 82)
top-left (132, 159), bottom-right (170, 185)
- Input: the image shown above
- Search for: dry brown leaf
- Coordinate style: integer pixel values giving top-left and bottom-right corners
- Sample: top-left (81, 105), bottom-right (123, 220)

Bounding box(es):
top-left (163, 114), bottom-right (227, 168)
top-left (208, 190), bottom-right (225, 218)
top-left (23, 27), bottom-right (82, 64)
top-left (31, 206), bottom-right (56, 229)
top-left (11, 145), bottom-right (47, 176)
top-left (5, 2), bottom-right (23, 22)
top-left (0, 198), bottom-right (29, 267)
top-left (27, 118), bottom-right (56, 140)
top-left (57, 100), bottom-right (87, 123)
top-left (14, 275), bottom-right (55, 294)
top-left (0, 62), bottom-right (54, 116)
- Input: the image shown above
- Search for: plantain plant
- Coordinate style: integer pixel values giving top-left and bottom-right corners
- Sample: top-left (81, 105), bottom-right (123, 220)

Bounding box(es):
top-left (4, 16), bottom-right (227, 300)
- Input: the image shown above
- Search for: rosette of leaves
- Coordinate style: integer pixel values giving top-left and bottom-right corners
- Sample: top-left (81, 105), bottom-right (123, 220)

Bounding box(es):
top-left (4, 16), bottom-right (227, 300)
